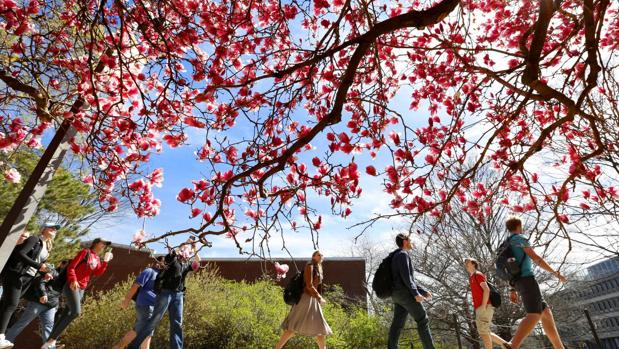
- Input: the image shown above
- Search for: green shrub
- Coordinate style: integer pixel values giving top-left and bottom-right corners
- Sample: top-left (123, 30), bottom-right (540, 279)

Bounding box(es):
top-left (62, 268), bottom-right (389, 349)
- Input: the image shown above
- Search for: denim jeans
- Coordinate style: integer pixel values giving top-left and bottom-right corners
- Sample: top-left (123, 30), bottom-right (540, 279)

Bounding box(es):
top-left (6, 301), bottom-right (57, 343)
top-left (48, 284), bottom-right (84, 340)
top-left (128, 289), bottom-right (184, 349)
top-left (388, 290), bottom-right (436, 349)
top-left (134, 304), bottom-right (155, 336)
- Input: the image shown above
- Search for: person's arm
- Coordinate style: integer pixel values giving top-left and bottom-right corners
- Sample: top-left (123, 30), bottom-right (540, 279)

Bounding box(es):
top-left (303, 264), bottom-right (321, 298)
top-left (523, 247), bottom-right (567, 283)
top-left (121, 283), bottom-right (141, 309)
top-left (394, 253), bottom-right (421, 298)
top-left (15, 236), bottom-right (44, 270)
top-left (475, 274), bottom-right (490, 308)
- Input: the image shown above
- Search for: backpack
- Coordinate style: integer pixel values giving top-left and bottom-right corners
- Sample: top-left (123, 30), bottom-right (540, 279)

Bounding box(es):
top-left (283, 270), bottom-right (305, 305)
top-left (372, 251), bottom-right (396, 299)
top-left (495, 235), bottom-right (523, 284)
top-left (53, 250), bottom-right (90, 290)
top-left (473, 273), bottom-right (502, 308)
top-left (488, 281), bottom-right (502, 308)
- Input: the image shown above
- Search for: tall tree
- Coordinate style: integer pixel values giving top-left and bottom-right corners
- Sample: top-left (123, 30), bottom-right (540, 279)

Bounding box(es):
top-left (1, 0), bottom-right (618, 253)
top-left (0, 149), bottom-right (120, 263)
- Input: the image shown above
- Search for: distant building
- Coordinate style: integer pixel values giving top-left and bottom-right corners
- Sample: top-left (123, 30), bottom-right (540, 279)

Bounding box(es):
top-left (554, 257), bottom-right (619, 349)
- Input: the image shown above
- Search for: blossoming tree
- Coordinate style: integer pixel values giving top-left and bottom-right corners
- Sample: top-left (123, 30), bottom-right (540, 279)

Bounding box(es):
top-left (1, 0), bottom-right (618, 254)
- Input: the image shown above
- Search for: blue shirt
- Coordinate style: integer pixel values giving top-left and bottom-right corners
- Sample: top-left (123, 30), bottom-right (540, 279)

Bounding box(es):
top-left (510, 234), bottom-right (534, 278)
top-left (135, 267), bottom-right (159, 307)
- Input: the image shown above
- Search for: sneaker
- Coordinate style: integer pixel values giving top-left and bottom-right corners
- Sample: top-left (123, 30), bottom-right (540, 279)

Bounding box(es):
top-left (0, 338), bottom-right (14, 349)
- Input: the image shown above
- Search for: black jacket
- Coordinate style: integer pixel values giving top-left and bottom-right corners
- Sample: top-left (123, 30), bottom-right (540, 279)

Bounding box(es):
top-left (391, 249), bottom-right (428, 297)
top-left (2, 236), bottom-right (44, 276)
top-left (159, 251), bottom-right (194, 292)
top-left (24, 269), bottom-right (61, 309)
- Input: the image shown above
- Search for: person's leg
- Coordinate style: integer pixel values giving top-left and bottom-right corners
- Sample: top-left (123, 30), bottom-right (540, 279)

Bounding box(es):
top-left (127, 292), bottom-right (171, 349)
top-left (0, 274), bottom-right (23, 335)
top-left (491, 333), bottom-right (510, 347)
top-left (274, 330), bottom-right (295, 349)
top-left (5, 301), bottom-right (41, 342)
top-left (387, 303), bottom-right (408, 349)
top-left (38, 306), bottom-right (57, 342)
top-left (140, 336), bottom-right (152, 349)
top-left (395, 297), bottom-right (435, 349)
top-left (168, 292), bottom-right (184, 349)
top-left (315, 335), bottom-right (326, 349)
top-left (46, 286), bottom-right (83, 344)
top-left (112, 330), bottom-right (137, 349)
top-left (510, 277), bottom-right (544, 349)
top-left (475, 307), bottom-right (494, 349)
top-left (540, 307), bottom-right (564, 349)
top-left (509, 313), bottom-right (541, 349)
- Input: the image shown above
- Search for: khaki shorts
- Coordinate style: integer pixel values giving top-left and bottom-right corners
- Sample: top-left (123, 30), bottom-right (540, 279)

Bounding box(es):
top-left (475, 305), bottom-right (494, 336)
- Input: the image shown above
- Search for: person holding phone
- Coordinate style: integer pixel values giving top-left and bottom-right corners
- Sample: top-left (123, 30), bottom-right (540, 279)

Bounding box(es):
top-left (0, 223), bottom-right (58, 349)
top-left (41, 238), bottom-right (113, 349)
top-left (127, 238), bottom-right (200, 349)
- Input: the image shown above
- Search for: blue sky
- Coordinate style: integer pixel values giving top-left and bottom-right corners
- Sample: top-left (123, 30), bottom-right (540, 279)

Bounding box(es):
top-left (87, 85), bottom-right (425, 258)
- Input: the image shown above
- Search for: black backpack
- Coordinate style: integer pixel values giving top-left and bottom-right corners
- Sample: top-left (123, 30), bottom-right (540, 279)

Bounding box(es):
top-left (372, 251), bottom-right (396, 299)
top-left (473, 273), bottom-right (502, 308)
top-left (283, 270), bottom-right (305, 305)
top-left (495, 235), bottom-right (523, 284)
top-left (488, 281), bottom-right (502, 308)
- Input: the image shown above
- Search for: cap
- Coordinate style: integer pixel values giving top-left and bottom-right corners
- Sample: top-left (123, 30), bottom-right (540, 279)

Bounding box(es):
top-left (92, 238), bottom-right (112, 246)
top-left (42, 222), bottom-right (61, 230)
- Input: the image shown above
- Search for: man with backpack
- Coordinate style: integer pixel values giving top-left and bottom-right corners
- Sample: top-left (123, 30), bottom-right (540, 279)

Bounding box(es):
top-left (387, 233), bottom-right (435, 349)
top-left (127, 239), bottom-right (200, 349)
top-left (502, 216), bottom-right (567, 349)
top-left (464, 258), bottom-right (511, 349)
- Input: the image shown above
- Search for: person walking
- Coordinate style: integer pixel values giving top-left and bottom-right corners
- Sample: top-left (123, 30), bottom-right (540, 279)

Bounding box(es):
top-left (6, 260), bottom-right (69, 344)
top-left (0, 222), bottom-right (58, 349)
top-left (275, 250), bottom-right (332, 349)
top-left (464, 258), bottom-right (511, 349)
top-left (126, 239), bottom-right (200, 349)
top-left (113, 256), bottom-right (165, 349)
top-left (503, 216), bottom-right (567, 349)
top-left (41, 238), bottom-right (113, 349)
top-left (387, 233), bottom-right (435, 349)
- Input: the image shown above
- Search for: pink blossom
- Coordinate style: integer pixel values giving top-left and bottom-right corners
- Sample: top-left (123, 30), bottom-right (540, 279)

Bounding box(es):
top-left (4, 168), bottom-right (21, 183)
top-left (132, 229), bottom-right (147, 244)
top-left (274, 262), bottom-right (289, 280)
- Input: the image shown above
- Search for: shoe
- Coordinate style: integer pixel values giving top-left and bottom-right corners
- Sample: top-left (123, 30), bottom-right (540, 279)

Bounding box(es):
top-left (502, 343), bottom-right (513, 349)
top-left (0, 338), bottom-right (14, 349)
top-left (41, 343), bottom-right (56, 349)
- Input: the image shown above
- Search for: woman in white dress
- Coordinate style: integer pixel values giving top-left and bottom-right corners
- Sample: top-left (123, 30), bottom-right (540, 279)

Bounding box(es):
top-left (275, 250), bottom-right (332, 349)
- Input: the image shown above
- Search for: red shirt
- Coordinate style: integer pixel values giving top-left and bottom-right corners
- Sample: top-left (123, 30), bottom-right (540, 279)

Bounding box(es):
top-left (67, 249), bottom-right (108, 290)
top-left (469, 271), bottom-right (487, 310)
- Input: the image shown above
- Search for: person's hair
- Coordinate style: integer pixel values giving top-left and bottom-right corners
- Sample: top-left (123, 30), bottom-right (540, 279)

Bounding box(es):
top-left (40, 229), bottom-right (53, 251)
top-left (395, 233), bottom-right (409, 248)
top-left (505, 216), bottom-right (523, 232)
top-left (309, 250), bottom-right (323, 276)
top-left (464, 258), bottom-right (479, 269)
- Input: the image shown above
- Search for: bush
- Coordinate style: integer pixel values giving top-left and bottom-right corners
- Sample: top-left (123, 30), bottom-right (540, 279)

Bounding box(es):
top-left (62, 268), bottom-right (389, 349)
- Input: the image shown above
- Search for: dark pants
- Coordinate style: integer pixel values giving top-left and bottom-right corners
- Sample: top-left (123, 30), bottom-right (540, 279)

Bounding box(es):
top-left (0, 272), bottom-right (34, 334)
top-left (514, 276), bottom-right (548, 314)
top-left (388, 290), bottom-right (436, 349)
top-left (48, 284), bottom-right (84, 340)
top-left (128, 289), bottom-right (184, 349)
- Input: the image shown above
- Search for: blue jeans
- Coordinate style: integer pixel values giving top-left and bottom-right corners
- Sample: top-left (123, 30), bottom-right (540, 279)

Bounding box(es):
top-left (128, 290), bottom-right (184, 349)
top-left (388, 290), bottom-right (436, 349)
top-left (6, 301), bottom-right (57, 343)
top-left (134, 305), bottom-right (155, 336)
